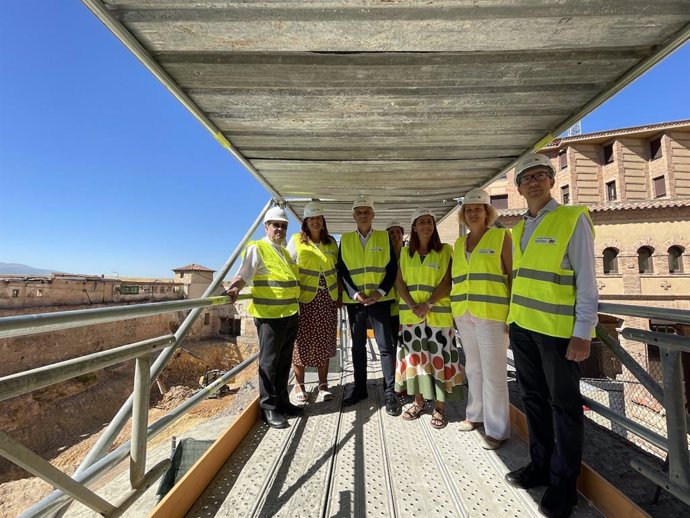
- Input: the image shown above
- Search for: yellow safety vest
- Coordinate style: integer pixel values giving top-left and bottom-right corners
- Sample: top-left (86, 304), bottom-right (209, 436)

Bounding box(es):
top-left (399, 244), bottom-right (453, 327)
top-left (289, 233), bottom-right (339, 303)
top-left (340, 230), bottom-right (394, 304)
top-left (451, 228), bottom-right (510, 322)
top-left (247, 240), bottom-right (299, 319)
top-left (391, 288), bottom-right (399, 317)
top-left (507, 205), bottom-right (595, 339)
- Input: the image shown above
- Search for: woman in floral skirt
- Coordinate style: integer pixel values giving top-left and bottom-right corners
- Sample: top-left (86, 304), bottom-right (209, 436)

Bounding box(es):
top-left (395, 208), bottom-right (464, 429)
top-left (287, 202), bottom-right (341, 403)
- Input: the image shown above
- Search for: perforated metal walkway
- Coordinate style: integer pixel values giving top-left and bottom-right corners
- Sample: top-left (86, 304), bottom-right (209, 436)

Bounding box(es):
top-left (187, 344), bottom-right (604, 518)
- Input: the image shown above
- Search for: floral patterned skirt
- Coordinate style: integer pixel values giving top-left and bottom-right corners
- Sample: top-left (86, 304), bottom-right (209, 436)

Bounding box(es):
top-left (395, 323), bottom-right (465, 402)
top-left (293, 276), bottom-right (338, 367)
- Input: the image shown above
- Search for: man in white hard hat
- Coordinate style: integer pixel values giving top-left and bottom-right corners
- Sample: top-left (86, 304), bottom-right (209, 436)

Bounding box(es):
top-left (337, 196), bottom-right (401, 415)
top-left (224, 206), bottom-right (302, 429)
top-left (504, 153), bottom-right (598, 518)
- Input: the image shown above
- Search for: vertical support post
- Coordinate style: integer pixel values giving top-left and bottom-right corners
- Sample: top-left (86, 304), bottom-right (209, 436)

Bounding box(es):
top-left (661, 349), bottom-right (690, 490)
top-left (130, 355), bottom-right (151, 488)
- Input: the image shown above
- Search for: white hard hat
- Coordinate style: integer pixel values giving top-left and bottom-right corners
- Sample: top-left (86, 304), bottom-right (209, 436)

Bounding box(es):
top-left (463, 188), bottom-right (491, 206)
top-left (352, 195), bottom-right (375, 211)
top-left (303, 201), bottom-right (324, 218)
top-left (263, 206), bottom-right (289, 224)
top-left (410, 207), bottom-right (435, 227)
top-left (386, 220), bottom-right (404, 231)
top-left (514, 153), bottom-right (554, 185)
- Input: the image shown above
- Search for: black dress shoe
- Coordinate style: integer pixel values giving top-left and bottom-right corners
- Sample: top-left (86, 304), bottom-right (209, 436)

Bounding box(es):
top-left (505, 464), bottom-right (550, 489)
top-left (342, 387), bottom-right (368, 406)
top-left (279, 402), bottom-right (303, 416)
top-left (538, 485), bottom-right (578, 518)
top-left (385, 392), bottom-right (402, 416)
top-left (263, 410), bottom-right (289, 429)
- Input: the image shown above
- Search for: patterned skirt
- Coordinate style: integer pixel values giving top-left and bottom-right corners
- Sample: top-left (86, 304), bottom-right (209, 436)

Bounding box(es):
top-left (293, 275), bottom-right (338, 367)
top-left (395, 323), bottom-right (465, 402)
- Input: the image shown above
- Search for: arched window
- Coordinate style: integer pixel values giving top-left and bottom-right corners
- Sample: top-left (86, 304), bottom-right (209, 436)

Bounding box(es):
top-left (603, 248), bottom-right (619, 274)
top-left (668, 246), bottom-right (685, 274)
top-left (638, 246), bottom-right (654, 274)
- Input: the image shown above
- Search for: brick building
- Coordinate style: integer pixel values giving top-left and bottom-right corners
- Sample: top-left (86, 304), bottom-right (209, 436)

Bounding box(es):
top-left (0, 264), bottom-right (239, 376)
top-left (436, 119), bottom-right (690, 414)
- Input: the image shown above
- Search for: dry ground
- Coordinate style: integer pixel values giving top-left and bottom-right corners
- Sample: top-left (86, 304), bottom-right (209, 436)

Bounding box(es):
top-left (0, 337), bottom-right (258, 517)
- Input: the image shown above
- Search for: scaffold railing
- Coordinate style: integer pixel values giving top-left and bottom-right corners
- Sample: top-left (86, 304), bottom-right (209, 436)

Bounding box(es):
top-left (0, 200), bottom-right (275, 517)
top-left (585, 303), bottom-right (690, 506)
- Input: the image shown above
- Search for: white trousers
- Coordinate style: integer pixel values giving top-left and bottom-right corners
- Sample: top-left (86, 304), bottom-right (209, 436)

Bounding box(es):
top-left (454, 313), bottom-right (510, 441)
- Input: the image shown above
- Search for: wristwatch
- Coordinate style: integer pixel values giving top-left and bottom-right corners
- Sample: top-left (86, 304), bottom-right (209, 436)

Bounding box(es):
top-left (427, 301), bottom-right (434, 308)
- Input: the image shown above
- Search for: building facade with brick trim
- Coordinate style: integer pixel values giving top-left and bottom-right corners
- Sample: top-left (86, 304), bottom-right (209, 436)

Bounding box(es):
top-left (436, 120), bottom-right (690, 411)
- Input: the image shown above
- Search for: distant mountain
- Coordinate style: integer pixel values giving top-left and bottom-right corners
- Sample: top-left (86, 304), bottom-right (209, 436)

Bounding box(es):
top-left (0, 262), bottom-right (59, 276)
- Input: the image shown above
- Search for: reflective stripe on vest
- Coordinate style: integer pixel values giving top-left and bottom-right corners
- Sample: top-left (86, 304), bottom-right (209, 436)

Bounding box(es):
top-left (247, 240), bottom-right (300, 318)
top-left (399, 244), bottom-right (453, 327)
top-left (290, 233), bottom-right (339, 303)
top-left (451, 228), bottom-right (510, 322)
top-left (507, 205), bottom-right (595, 338)
top-left (340, 230), bottom-right (394, 303)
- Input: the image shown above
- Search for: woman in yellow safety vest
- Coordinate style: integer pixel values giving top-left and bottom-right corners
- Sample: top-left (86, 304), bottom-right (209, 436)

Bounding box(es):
top-left (395, 208), bottom-right (464, 429)
top-left (451, 188), bottom-right (512, 450)
top-left (287, 202), bottom-right (341, 403)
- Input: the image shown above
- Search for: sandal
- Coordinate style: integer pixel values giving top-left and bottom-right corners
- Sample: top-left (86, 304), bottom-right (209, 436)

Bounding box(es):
top-left (318, 383), bottom-right (333, 402)
top-left (431, 408), bottom-right (447, 429)
top-left (402, 401), bottom-right (426, 421)
top-left (293, 384), bottom-right (308, 404)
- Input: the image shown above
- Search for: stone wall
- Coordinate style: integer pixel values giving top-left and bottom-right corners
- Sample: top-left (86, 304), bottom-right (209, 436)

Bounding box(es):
top-left (0, 303), bottom-right (232, 377)
top-left (0, 275), bottom-right (183, 310)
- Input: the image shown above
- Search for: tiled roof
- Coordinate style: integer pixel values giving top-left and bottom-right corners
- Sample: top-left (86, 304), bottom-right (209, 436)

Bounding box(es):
top-left (172, 264), bottom-right (216, 272)
top-left (498, 198), bottom-right (690, 217)
top-left (543, 119), bottom-right (690, 148)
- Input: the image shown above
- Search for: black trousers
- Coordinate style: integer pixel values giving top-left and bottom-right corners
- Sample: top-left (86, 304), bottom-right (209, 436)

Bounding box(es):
top-left (510, 323), bottom-right (583, 490)
top-left (346, 301), bottom-right (396, 395)
top-left (391, 314), bottom-right (400, 347)
top-left (255, 314), bottom-right (299, 411)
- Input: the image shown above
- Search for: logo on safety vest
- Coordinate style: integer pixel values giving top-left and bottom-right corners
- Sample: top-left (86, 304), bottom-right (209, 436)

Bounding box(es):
top-left (426, 263), bottom-right (440, 269)
top-left (370, 247), bottom-right (383, 252)
top-left (477, 249), bottom-right (495, 254)
top-left (534, 237), bottom-right (556, 245)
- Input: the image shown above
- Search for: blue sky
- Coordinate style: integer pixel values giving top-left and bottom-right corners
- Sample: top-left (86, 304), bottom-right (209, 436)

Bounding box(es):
top-left (1, 3), bottom-right (689, 278)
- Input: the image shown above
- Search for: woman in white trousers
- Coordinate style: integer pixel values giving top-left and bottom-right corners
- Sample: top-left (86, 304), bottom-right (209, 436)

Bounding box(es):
top-left (451, 188), bottom-right (512, 450)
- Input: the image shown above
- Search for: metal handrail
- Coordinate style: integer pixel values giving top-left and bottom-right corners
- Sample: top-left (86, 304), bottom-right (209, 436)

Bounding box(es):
top-left (69, 199), bottom-right (271, 488)
top-left (18, 353), bottom-right (259, 518)
top-left (599, 302), bottom-right (690, 326)
top-left (0, 335), bottom-right (175, 402)
top-left (588, 304), bottom-right (690, 506)
top-left (0, 200), bottom-right (274, 517)
top-left (0, 296), bottom-right (232, 340)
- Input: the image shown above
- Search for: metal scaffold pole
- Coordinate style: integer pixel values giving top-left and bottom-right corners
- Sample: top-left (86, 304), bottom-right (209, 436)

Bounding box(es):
top-left (31, 199), bottom-right (274, 518)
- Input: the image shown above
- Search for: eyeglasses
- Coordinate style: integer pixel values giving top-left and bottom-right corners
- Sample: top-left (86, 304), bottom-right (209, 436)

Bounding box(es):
top-left (268, 222), bottom-right (288, 230)
top-left (517, 171), bottom-right (551, 186)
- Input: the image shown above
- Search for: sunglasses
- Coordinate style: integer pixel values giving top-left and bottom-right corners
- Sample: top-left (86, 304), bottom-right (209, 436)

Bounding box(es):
top-left (268, 222), bottom-right (288, 230)
top-left (517, 171), bottom-right (551, 186)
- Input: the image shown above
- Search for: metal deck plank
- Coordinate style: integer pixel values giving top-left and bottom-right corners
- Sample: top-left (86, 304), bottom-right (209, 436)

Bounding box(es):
top-left (325, 356), bottom-right (396, 517)
top-left (441, 401), bottom-right (603, 518)
top-left (185, 414), bottom-right (299, 517)
top-left (374, 383), bottom-right (466, 518)
top-left (187, 343), bottom-right (605, 518)
top-left (258, 374), bottom-right (344, 517)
